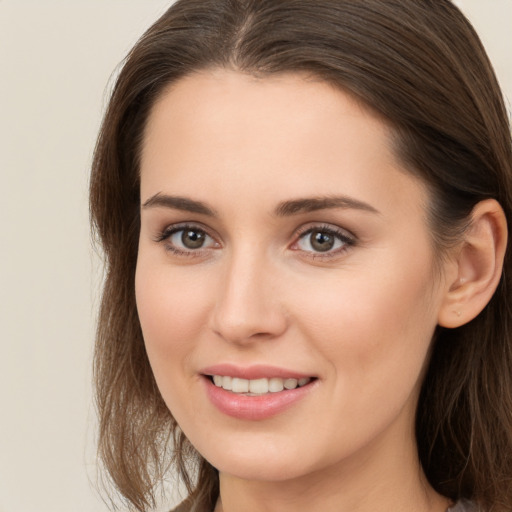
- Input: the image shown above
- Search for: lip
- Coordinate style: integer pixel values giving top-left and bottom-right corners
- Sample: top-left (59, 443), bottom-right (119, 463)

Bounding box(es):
top-left (200, 363), bottom-right (314, 380)
top-left (200, 364), bottom-right (318, 421)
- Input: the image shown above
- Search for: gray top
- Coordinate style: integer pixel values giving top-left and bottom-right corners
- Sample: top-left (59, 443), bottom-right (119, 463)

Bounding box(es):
top-left (447, 500), bottom-right (480, 512)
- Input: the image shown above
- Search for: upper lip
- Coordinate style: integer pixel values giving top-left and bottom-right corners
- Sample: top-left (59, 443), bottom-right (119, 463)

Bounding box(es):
top-left (200, 363), bottom-right (314, 380)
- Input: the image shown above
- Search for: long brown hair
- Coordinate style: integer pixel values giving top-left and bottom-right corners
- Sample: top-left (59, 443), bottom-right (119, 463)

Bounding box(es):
top-left (90, 1), bottom-right (512, 510)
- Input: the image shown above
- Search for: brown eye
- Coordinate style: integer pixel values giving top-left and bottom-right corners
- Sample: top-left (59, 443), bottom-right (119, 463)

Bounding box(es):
top-left (181, 229), bottom-right (206, 249)
top-left (309, 231), bottom-right (335, 252)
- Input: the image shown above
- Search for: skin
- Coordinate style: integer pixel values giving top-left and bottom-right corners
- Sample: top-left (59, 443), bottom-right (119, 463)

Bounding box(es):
top-left (136, 69), bottom-right (456, 512)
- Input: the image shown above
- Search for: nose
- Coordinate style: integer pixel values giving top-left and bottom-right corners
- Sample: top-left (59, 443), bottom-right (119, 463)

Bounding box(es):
top-left (210, 249), bottom-right (288, 344)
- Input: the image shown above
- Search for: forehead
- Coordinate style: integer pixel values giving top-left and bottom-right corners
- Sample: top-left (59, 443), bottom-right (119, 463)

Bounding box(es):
top-left (141, 69), bottom-right (389, 168)
top-left (143, 70), bottom-right (383, 149)
top-left (139, 69), bottom-right (427, 220)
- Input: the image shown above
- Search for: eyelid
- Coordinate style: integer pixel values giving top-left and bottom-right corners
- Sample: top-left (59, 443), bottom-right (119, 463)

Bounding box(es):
top-left (154, 220), bottom-right (217, 240)
top-left (294, 223), bottom-right (355, 239)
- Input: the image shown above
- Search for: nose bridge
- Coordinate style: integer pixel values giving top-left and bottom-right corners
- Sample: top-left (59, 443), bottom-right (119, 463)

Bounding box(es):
top-left (211, 243), bottom-right (287, 343)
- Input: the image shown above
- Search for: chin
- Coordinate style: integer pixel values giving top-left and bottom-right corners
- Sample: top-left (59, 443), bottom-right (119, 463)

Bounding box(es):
top-left (188, 428), bottom-right (330, 483)
top-left (209, 452), bottom-right (308, 482)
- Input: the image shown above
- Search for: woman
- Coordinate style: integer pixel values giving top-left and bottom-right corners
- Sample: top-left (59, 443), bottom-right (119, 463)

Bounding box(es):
top-left (90, 1), bottom-right (512, 511)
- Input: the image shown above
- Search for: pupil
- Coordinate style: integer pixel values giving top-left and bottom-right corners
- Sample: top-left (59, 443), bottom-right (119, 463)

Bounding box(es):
top-left (311, 231), bottom-right (334, 252)
top-left (182, 230), bottom-right (205, 249)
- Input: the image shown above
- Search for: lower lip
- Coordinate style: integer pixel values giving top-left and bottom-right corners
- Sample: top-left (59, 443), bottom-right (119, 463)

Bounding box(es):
top-left (203, 377), bottom-right (317, 420)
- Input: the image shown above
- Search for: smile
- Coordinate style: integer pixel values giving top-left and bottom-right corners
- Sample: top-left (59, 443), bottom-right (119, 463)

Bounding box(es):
top-left (211, 375), bottom-right (313, 395)
top-left (203, 372), bottom-right (317, 420)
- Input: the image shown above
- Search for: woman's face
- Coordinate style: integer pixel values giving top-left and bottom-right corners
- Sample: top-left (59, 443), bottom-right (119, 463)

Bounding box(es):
top-left (136, 70), bottom-right (454, 483)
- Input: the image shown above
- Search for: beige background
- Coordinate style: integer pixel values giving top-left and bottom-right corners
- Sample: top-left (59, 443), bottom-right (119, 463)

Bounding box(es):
top-left (0, 1), bottom-right (510, 511)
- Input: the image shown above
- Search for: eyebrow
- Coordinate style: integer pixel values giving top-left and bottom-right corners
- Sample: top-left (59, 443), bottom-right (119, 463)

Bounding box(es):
top-left (142, 193), bottom-right (217, 216)
top-left (274, 196), bottom-right (380, 216)
top-left (141, 193), bottom-right (379, 217)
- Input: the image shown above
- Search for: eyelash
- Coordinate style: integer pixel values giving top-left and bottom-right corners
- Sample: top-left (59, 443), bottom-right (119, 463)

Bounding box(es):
top-left (154, 223), bottom-right (356, 259)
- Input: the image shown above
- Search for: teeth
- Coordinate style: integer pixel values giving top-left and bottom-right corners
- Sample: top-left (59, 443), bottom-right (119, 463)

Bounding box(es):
top-left (284, 378), bottom-right (298, 390)
top-left (231, 378), bottom-right (249, 393)
top-left (211, 375), bottom-right (312, 395)
top-left (222, 376), bottom-right (232, 390)
top-left (249, 378), bottom-right (268, 394)
top-left (269, 377), bottom-right (284, 392)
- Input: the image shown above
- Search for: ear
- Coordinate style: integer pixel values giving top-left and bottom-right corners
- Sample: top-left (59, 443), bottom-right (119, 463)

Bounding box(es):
top-left (438, 199), bottom-right (508, 328)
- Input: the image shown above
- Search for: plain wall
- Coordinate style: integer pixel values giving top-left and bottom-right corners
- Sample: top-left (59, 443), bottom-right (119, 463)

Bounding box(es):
top-left (0, 2), bottom-right (510, 511)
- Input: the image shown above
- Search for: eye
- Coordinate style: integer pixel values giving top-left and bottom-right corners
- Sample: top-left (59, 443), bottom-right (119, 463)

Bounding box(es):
top-left (294, 226), bottom-right (355, 255)
top-left (171, 228), bottom-right (211, 249)
top-left (156, 224), bottom-right (219, 255)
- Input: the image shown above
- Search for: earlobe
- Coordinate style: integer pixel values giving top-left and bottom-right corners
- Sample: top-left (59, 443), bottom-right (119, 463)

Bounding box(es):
top-left (438, 199), bottom-right (508, 328)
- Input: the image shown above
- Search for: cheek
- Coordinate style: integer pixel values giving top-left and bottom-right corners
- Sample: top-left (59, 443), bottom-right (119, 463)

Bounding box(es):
top-left (134, 259), bottom-right (212, 388)
top-left (292, 250), bottom-right (439, 401)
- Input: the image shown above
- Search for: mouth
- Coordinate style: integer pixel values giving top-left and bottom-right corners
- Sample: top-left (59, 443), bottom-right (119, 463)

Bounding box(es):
top-left (200, 364), bottom-right (318, 419)
top-left (207, 375), bottom-right (314, 395)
